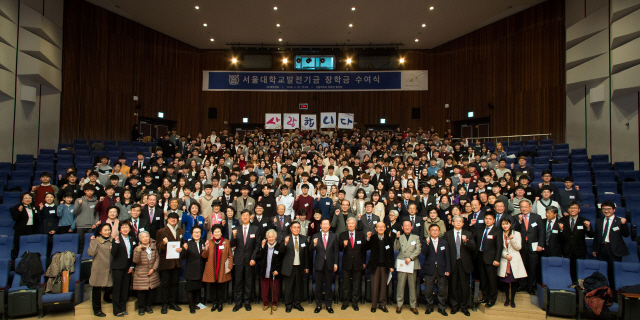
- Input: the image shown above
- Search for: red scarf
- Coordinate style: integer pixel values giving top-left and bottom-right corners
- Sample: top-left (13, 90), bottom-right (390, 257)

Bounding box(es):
top-left (212, 240), bottom-right (222, 280)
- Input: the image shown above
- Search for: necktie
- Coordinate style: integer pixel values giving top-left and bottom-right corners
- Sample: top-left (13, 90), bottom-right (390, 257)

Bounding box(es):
top-left (524, 214), bottom-right (529, 241)
top-left (133, 220), bottom-right (138, 234)
top-left (411, 216), bottom-right (415, 227)
top-left (323, 233), bottom-right (327, 259)
top-left (280, 216), bottom-right (284, 229)
top-left (367, 215), bottom-right (371, 225)
top-left (405, 200), bottom-right (408, 208)
top-left (294, 236), bottom-right (299, 252)
top-left (350, 232), bottom-right (354, 248)
top-left (602, 218), bottom-right (610, 243)
top-left (546, 220), bottom-right (552, 245)
top-left (455, 231), bottom-right (461, 259)
top-left (481, 227), bottom-right (489, 251)
top-left (149, 208), bottom-right (154, 221)
top-left (570, 218), bottom-right (575, 230)
top-left (243, 226), bottom-right (247, 245)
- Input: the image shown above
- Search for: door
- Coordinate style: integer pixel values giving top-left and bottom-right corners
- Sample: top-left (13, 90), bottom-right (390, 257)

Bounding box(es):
top-left (156, 125), bottom-right (169, 139)
top-left (477, 123), bottom-right (490, 138)
top-left (140, 122), bottom-right (152, 139)
top-left (461, 125), bottom-right (473, 139)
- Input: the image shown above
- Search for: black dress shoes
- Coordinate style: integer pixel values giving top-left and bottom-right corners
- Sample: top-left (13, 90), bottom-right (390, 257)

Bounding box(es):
top-left (286, 306), bottom-right (292, 313)
top-left (485, 301), bottom-right (495, 308)
top-left (244, 304), bottom-right (251, 311)
top-left (353, 305), bottom-right (359, 311)
top-left (169, 303), bottom-right (182, 311)
top-left (293, 304), bottom-right (304, 311)
top-left (379, 306), bottom-right (389, 313)
top-left (138, 308), bottom-right (145, 316)
top-left (477, 298), bottom-right (487, 304)
top-left (450, 309), bottom-right (458, 314)
top-left (425, 307), bottom-right (433, 314)
top-left (161, 305), bottom-right (168, 314)
top-left (462, 309), bottom-right (471, 316)
top-left (94, 311), bottom-right (106, 317)
top-left (144, 306), bottom-right (153, 314)
top-left (217, 304), bottom-right (223, 312)
top-left (438, 308), bottom-right (448, 316)
top-left (371, 307), bottom-right (377, 313)
top-left (232, 304), bottom-right (242, 312)
top-left (314, 307), bottom-right (322, 313)
top-left (211, 304), bottom-right (218, 312)
top-left (341, 305), bottom-right (348, 310)
top-left (327, 307), bottom-right (334, 314)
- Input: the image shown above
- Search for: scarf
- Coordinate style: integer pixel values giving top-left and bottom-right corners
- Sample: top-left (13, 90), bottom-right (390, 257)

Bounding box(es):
top-left (503, 232), bottom-right (511, 275)
top-left (440, 202), bottom-right (451, 210)
top-left (213, 239), bottom-right (222, 281)
top-left (267, 241), bottom-right (276, 249)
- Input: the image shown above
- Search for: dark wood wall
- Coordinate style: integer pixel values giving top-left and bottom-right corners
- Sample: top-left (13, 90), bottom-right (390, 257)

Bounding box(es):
top-left (61, 0), bottom-right (565, 143)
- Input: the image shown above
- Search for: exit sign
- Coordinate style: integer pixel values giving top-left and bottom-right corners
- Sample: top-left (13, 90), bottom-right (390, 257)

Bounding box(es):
top-left (299, 103), bottom-right (308, 110)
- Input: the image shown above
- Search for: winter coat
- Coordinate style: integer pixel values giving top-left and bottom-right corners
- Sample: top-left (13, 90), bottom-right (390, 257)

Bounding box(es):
top-left (88, 237), bottom-right (113, 287)
top-left (132, 240), bottom-right (161, 290)
top-left (44, 251), bottom-right (76, 293)
top-left (202, 238), bottom-right (233, 283)
top-left (16, 252), bottom-right (44, 289)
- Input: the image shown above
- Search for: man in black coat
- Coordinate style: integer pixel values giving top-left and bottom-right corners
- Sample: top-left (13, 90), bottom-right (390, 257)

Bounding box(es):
top-left (421, 224), bottom-right (450, 316)
top-left (558, 201), bottom-right (595, 281)
top-left (140, 194), bottom-right (164, 240)
top-left (310, 218), bottom-right (339, 314)
top-left (122, 204), bottom-right (148, 242)
top-left (273, 204), bottom-right (292, 241)
top-left (445, 215), bottom-right (475, 316)
top-left (364, 222), bottom-right (394, 313)
top-left (338, 217), bottom-right (368, 311)
top-left (593, 201), bottom-right (630, 288)
top-left (398, 189), bottom-right (417, 219)
top-left (474, 212), bottom-right (502, 308)
top-left (515, 200), bottom-right (545, 295)
top-left (229, 209), bottom-right (261, 311)
top-left (541, 207), bottom-right (563, 257)
top-left (111, 221), bottom-right (135, 316)
top-left (250, 203), bottom-right (269, 239)
top-left (279, 221), bottom-right (308, 313)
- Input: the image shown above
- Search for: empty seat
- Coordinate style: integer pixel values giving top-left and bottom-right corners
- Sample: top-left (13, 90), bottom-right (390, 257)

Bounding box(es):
top-left (7, 180), bottom-right (30, 192)
top-left (571, 155), bottom-right (589, 163)
top-left (552, 170), bottom-right (569, 179)
top-left (523, 145), bottom-right (536, 152)
top-left (17, 234), bottom-right (48, 258)
top-left (57, 143), bottom-right (72, 150)
top-left (552, 163), bottom-right (569, 172)
top-left (14, 163), bottom-right (34, 172)
top-left (117, 140), bottom-right (130, 146)
top-left (630, 208), bottom-right (640, 224)
top-left (572, 170), bottom-right (591, 182)
top-left (572, 162), bottom-right (590, 172)
top-left (591, 162), bottom-right (611, 171)
top-left (581, 194), bottom-right (596, 207)
top-left (538, 145), bottom-right (553, 152)
top-left (591, 154), bottom-right (609, 163)
top-left (533, 164), bottom-right (549, 171)
top-left (88, 139), bottom-right (102, 146)
top-left (576, 260), bottom-right (620, 317)
top-left (622, 182), bottom-right (640, 196)
top-left (553, 156), bottom-right (569, 164)
top-left (625, 195), bottom-right (640, 210)
top-left (103, 140), bottom-right (117, 146)
top-left (575, 182), bottom-right (594, 194)
top-left (509, 141), bottom-right (523, 146)
top-left (614, 161), bottom-right (634, 173)
top-left (15, 154), bottom-right (34, 163)
top-left (554, 143), bottom-right (568, 150)
top-left (506, 146), bottom-right (521, 154)
top-left (553, 149), bottom-right (569, 157)
top-left (596, 182), bottom-right (618, 194)
top-left (594, 171), bottom-right (615, 183)
top-left (537, 257), bottom-right (576, 317)
top-left (534, 157), bottom-right (549, 164)
top-left (540, 139), bottom-right (554, 145)
top-left (0, 236), bottom-right (14, 257)
top-left (571, 148), bottom-right (587, 156)
top-left (538, 150), bottom-right (552, 157)
top-left (599, 194), bottom-right (622, 208)
top-left (0, 163), bottom-right (10, 171)
top-left (51, 234), bottom-right (79, 255)
top-left (525, 140), bottom-right (538, 146)
top-left (579, 207), bottom-right (597, 222)
top-left (57, 154), bottom-right (74, 162)
top-left (617, 170), bottom-right (640, 181)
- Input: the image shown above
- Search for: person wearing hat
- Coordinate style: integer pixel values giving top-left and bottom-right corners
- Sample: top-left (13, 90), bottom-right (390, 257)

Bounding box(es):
top-left (202, 224), bottom-right (233, 312)
top-left (205, 200), bottom-right (224, 232)
top-left (232, 185), bottom-right (256, 220)
top-left (155, 212), bottom-right (185, 313)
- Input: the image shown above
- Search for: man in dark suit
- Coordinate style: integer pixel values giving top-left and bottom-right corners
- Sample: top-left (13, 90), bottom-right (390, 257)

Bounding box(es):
top-left (404, 203), bottom-right (424, 238)
top-left (221, 206), bottom-right (239, 240)
top-left (220, 185), bottom-right (235, 212)
top-left (467, 200), bottom-right (486, 232)
top-left (445, 215), bottom-right (475, 316)
top-left (493, 201), bottom-right (512, 225)
top-left (541, 207), bottom-right (563, 257)
top-left (460, 174), bottom-right (477, 199)
top-left (230, 209), bottom-right (261, 311)
top-left (338, 217), bottom-right (368, 311)
top-left (111, 221), bottom-right (135, 316)
top-left (515, 200), bottom-right (544, 295)
top-left (131, 153), bottom-right (149, 173)
top-left (122, 204), bottom-right (148, 242)
top-left (140, 194), bottom-right (164, 240)
top-left (417, 186), bottom-right (437, 215)
top-left (365, 222), bottom-right (394, 313)
top-left (279, 221), bottom-right (308, 313)
top-left (310, 218), bottom-right (339, 314)
top-left (155, 212), bottom-right (185, 314)
top-left (358, 202), bottom-right (380, 235)
top-left (273, 204), bottom-right (292, 241)
top-left (593, 201), bottom-right (630, 288)
top-left (250, 203), bottom-right (269, 239)
top-left (398, 189), bottom-right (417, 219)
top-left (370, 165), bottom-right (388, 190)
top-left (474, 212), bottom-right (502, 308)
top-left (422, 224), bottom-right (450, 316)
top-left (558, 201), bottom-right (595, 281)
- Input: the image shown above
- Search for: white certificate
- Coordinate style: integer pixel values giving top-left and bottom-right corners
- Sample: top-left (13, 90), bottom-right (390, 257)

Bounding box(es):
top-left (166, 241), bottom-right (181, 259)
top-left (396, 259), bottom-right (414, 273)
top-left (531, 242), bottom-right (538, 251)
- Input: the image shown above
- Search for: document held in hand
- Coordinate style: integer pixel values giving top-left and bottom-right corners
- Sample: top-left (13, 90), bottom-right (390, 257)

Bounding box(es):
top-left (396, 259), bottom-right (414, 273)
top-left (166, 241), bottom-right (181, 259)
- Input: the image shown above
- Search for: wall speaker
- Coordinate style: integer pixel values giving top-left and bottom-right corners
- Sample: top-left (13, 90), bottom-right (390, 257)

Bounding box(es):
top-left (208, 107), bottom-right (217, 119)
top-left (412, 108), bottom-right (420, 119)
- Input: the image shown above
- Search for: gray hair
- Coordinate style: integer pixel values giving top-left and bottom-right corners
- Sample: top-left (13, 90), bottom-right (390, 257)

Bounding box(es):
top-left (347, 217), bottom-right (357, 224)
top-left (139, 230), bottom-right (150, 238)
top-left (265, 229), bottom-right (277, 238)
top-left (452, 215), bottom-right (464, 223)
top-left (389, 210), bottom-right (399, 217)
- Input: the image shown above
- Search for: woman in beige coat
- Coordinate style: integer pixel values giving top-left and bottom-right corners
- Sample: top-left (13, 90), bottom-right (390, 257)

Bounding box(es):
top-left (132, 231), bottom-right (161, 316)
top-left (497, 217), bottom-right (527, 308)
top-left (88, 223), bottom-right (113, 317)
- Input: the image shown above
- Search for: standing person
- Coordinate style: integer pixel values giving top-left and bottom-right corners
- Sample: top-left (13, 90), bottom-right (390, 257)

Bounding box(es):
top-left (541, 207), bottom-right (563, 257)
top-left (10, 192), bottom-right (38, 259)
top-left (394, 220), bottom-right (421, 315)
top-left (279, 221), bottom-right (308, 313)
top-left (88, 223), bottom-right (114, 317)
top-left (421, 224), bottom-right (450, 316)
top-left (515, 200), bottom-right (543, 295)
top-left (558, 201), bottom-right (594, 281)
top-left (310, 218), bottom-right (339, 314)
top-left (202, 224), bottom-right (233, 312)
top-left (359, 202), bottom-right (380, 236)
top-left (230, 210), bottom-right (260, 311)
top-left (132, 231), bottom-right (160, 316)
top-left (122, 204), bottom-right (147, 242)
top-left (593, 201), bottom-right (629, 288)
top-left (111, 221), bottom-right (135, 317)
top-left (74, 185), bottom-right (100, 254)
top-left (474, 212), bottom-right (502, 308)
top-left (444, 215), bottom-right (475, 316)
top-left (338, 217), bottom-right (368, 311)
top-left (365, 222), bottom-right (394, 313)
top-left (257, 229), bottom-right (283, 311)
top-left (141, 194), bottom-right (164, 240)
top-left (180, 225), bottom-right (206, 313)
top-left (272, 204), bottom-right (292, 241)
top-left (498, 217), bottom-right (527, 308)
top-left (155, 212), bottom-right (184, 313)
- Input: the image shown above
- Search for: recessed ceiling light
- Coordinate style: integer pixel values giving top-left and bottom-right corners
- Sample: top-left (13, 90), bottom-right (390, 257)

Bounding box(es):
top-left (195, 6), bottom-right (199, 10)
top-left (415, 39), bottom-right (419, 42)
top-left (352, 7), bottom-right (356, 11)
top-left (278, 38), bottom-right (282, 41)
top-left (349, 24), bottom-right (353, 27)
top-left (399, 58), bottom-right (405, 63)
top-left (210, 38), bottom-right (214, 41)
top-left (203, 23), bottom-right (207, 27)
top-left (430, 6), bottom-right (434, 10)
top-left (283, 58), bottom-right (288, 63)
top-left (274, 6), bottom-right (277, 10)
top-left (346, 58), bottom-right (352, 64)
top-left (231, 58), bottom-right (237, 64)
top-left (422, 23), bottom-right (426, 27)
top-left (276, 23), bottom-right (280, 27)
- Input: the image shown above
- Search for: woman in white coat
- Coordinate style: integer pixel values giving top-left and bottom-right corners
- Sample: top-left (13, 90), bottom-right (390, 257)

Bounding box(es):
top-left (497, 216), bottom-right (527, 308)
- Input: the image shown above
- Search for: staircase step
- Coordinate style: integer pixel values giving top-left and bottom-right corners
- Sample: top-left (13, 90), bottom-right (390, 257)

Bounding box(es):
top-left (478, 300), bottom-right (546, 319)
top-left (496, 292), bottom-right (533, 303)
top-left (74, 299), bottom-right (137, 316)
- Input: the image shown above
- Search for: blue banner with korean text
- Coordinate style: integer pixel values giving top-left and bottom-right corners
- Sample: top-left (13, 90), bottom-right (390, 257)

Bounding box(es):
top-left (202, 71), bottom-right (428, 91)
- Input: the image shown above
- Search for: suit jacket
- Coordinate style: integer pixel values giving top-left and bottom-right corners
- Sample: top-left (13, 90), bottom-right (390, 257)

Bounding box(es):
top-left (394, 233), bottom-right (422, 270)
top-left (516, 213), bottom-right (545, 253)
top-left (559, 215), bottom-right (595, 256)
top-left (179, 239), bottom-right (206, 281)
top-left (279, 234), bottom-right (308, 276)
top-left (232, 196), bottom-right (256, 219)
top-left (331, 211), bottom-right (357, 236)
top-left (358, 213), bottom-right (380, 235)
top-left (466, 210), bottom-right (486, 232)
top-left (310, 231), bottom-right (339, 270)
top-left (178, 197), bottom-right (197, 211)
top-left (541, 218), bottom-right (563, 257)
top-left (338, 230), bottom-right (367, 271)
top-left (474, 225), bottom-right (502, 264)
top-left (370, 173), bottom-right (388, 190)
top-left (444, 229), bottom-right (476, 273)
top-left (593, 216), bottom-right (630, 257)
top-left (230, 223), bottom-right (261, 266)
top-left (421, 237), bottom-right (451, 275)
top-left (402, 215), bottom-right (425, 238)
top-left (221, 218), bottom-right (239, 240)
top-left (272, 215), bottom-right (292, 241)
top-left (398, 199), bottom-right (417, 219)
top-left (220, 195), bottom-right (235, 212)
top-left (111, 234), bottom-right (135, 269)
top-left (131, 160), bottom-right (149, 173)
top-left (251, 216), bottom-right (270, 239)
top-left (10, 204), bottom-right (38, 232)
top-left (122, 217), bottom-right (149, 242)
top-left (417, 195), bottom-right (438, 214)
top-left (256, 244), bottom-right (283, 279)
top-left (364, 233), bottom-right (395, 273)
top-left (141, 205), bottom-right (164, 240)
top-left (155, 226), bottom-right (185, 270)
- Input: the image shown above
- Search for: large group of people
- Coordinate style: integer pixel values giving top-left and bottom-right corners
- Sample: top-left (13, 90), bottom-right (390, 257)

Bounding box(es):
top-left (9, 127), bottom-right (634, 317)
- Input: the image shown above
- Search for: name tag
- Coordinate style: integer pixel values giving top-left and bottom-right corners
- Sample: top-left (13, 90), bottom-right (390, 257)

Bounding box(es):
top-left (133, 241), bottom-right (136, 245)
top-left (115, 193), bottom-right (120, 197)
top-left (440, 246), bottom-right (445, 250)
top-left (139, 228), bottom-right (145, 231)
top-left (250, 234), bottom-right (255, 238)
top-left (380, 179), bottom-right (384, 181)
top-left (235, 189), bottom-right (239, 192)
top-left (416, 223), bottom-right (421, 227)
top-left (527, 192), bottom-right (532, 195)
top-left (487, 235), bottom-right (494, 239)
top-left (156, 217), bottom-right (160, 220)
top-left (612, 226), bottom-right (619, 231)
top-left (253, 188), bottom-right (257, 191)
top-left (577, 226), bottom-right (583, 230)
top-left (411, 241), bottom-right (416, 245)
top-left (523, 171), bottom-right (527, 173)
top-left (262, 223), bottom-right (267, 227)
top-left (155, 176), bottom-right (160, 179)
top-left (179, 234), bottom-right (183, 238)
top-left (304, 203), bottom-right (308, 207)
top-left (90, 205), bottom-right (95, 209)
top-left (385, 245), bottom-right (390, 249)
top-left (219, 245), bottom-right (225, 249)
top-left (487, 186), bottom-right (492, 190)
top-left (356, 240), bottom-right (361, 244)
top-left (232, 225), bottom-right (236, 228)
top-left (531, 222), bottom-right (537, 227)
top-left (285, 222), bottom-right (289, 227)
top-left (326, 201), bottom-right (330, 205)
top-left (274, 250), bottom-right (279, 255)
top-left (552, 230), bottom-right (558, 234)
top-left (569, 196), bottom-right (575, 199)
top-left (301, 243), bottom-right (306, 247)
top-left (49, 209), bottom-right (56, 214)
top-left (478, 220), bottom-right (484, 224)
top-left (266, 204), bottom-right (271, 207)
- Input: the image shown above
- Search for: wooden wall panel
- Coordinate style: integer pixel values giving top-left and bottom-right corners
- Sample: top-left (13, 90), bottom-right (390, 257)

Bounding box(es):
top-left (61, 0), bottom-right (565, 143)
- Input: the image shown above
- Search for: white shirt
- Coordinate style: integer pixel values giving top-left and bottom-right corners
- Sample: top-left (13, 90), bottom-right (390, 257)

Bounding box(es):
top-left (604, 216), bottom-right (614, 242)
top-left (276, 194), bottom-right (295, 220)
top-left (122, 235), bottom-right (131, 258)
top-left (431, 237), bottom-right (439, 252)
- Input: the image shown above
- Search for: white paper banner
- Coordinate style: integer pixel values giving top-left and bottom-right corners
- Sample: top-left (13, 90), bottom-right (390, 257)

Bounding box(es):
top-left (300, 114), bottom-right (317, 130)
top-left (265, 113), bottom-right (282, 129)
top-left (320, 112), bottom-right (336, 128)
top-left (338, 113), bottom-right (354, 129)
top-left (283, 113), bottom-right (299, 129)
